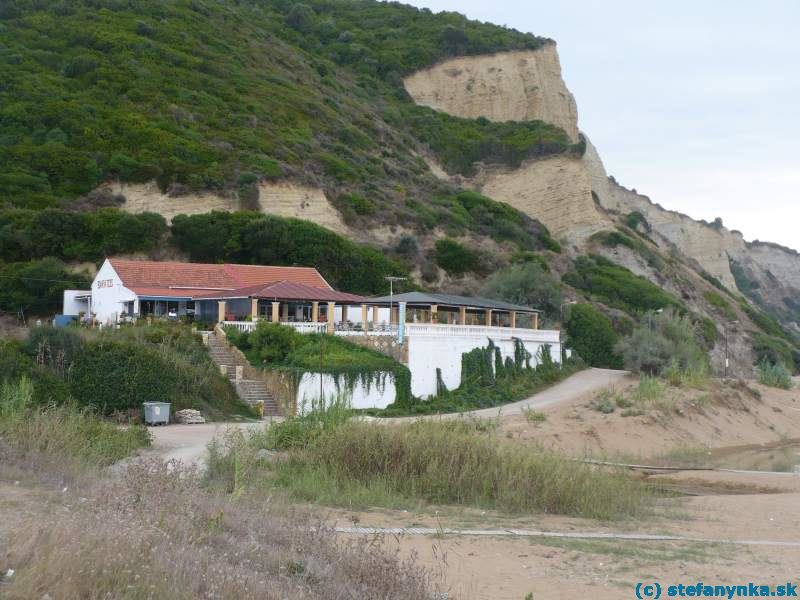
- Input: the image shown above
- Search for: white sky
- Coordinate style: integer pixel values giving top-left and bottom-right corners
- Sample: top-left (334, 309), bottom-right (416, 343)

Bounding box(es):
top-left (405, 0), bottom-right (800, 250)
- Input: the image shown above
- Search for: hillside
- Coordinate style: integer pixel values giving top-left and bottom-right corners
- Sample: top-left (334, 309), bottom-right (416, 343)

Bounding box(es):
top-left (1, 0), bottom-right (798, 375)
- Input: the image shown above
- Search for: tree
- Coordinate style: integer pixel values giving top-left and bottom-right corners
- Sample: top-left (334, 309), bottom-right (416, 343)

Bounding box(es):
top-left (286, 3), bottom-right (315, 32)
top-left (481, 262), bottom-right (562, 321)
top-left (564, 304), bottom-right (621, 368)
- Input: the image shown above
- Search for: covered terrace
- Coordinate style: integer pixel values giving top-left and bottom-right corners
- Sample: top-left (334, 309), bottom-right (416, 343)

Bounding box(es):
top-left (366, 291), bottom-right (540, 330)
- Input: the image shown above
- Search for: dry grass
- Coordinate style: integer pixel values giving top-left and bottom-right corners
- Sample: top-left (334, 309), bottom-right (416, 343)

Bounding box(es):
top-left (0, 458), bottom-right (436, 599)
top-left (215, 418), bottom-right (652, 520)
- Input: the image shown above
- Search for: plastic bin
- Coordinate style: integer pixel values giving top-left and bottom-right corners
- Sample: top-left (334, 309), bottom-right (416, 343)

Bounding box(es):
top-left (143, 402), bottom-right (170, 426)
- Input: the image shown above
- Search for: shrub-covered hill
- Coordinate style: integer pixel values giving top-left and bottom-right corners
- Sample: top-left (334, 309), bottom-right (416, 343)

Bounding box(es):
top-left (0, 0), bottom-right (578, 226)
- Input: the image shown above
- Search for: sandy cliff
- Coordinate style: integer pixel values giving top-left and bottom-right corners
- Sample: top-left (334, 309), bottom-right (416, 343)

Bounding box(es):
top-left (105, 181), bottom-right (349, 235)
top-left (404, 44), bottom-right (580, 142)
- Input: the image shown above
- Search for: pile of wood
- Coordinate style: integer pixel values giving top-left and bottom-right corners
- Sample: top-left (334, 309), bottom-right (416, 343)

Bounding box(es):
top-left (174, 409), bottom-right (206, 424)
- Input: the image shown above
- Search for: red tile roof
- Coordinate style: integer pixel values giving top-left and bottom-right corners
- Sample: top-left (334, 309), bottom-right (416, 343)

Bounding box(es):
top-left (109, 259), bottom-right (331, 297)
top-left (194, 281), bottom-right (365, 303)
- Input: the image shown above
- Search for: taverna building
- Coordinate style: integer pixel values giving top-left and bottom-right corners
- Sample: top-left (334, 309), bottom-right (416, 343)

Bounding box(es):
top-left (64, 258), bottom-right (561, 403)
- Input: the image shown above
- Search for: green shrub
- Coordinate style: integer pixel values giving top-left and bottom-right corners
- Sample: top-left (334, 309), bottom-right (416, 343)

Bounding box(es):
top-left (563, 255), bottom-right (681, 314)
top-left (481, 262), bottom-right (562, 320)
top-left (171, 212), bottom-right (408, 295)
top-left (434, 238), bottom-right (480, 276)
top-left (0, 258), bottom-right (91, 315)
top-left (564, 304), bottom-right (621, 368)
top-left (753, 334), bottom-right (797, 372)
top-left (591, 230), bottom-right (636, 250)
top-left (616, 309), bottom-right (708, 378)
top-left (20, 324), bottom-right (253, 418)
top-left (756, 359), bottom-right (793, 390)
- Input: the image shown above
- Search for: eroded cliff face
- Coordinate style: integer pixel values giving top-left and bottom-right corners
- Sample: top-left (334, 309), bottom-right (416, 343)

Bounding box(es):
top-left (404, 44), bottom-right (800, 331)
top-left (404, 44), bottom-right (580, 141)
top-left (468, 155), bottom-right (612, 240)
top-left (105, 181), bottom-right (349, 234)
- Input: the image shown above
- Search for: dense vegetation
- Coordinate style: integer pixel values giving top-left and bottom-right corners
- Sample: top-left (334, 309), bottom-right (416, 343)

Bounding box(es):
top-left (0, 0), bottom-right (572, 222)
top-left (0, 207), bottom-right (167, 262)
top-left (481, 261), bottom-right (563, 322)
top-left (1, 323), bottom-right (255, 418)
top-left (564, 303), bottom-right (622, 369)
top-left (616, 309), bottom-right (708, 382)
top-left (564, 255), bottom-right (682, 314)
top-left (171, 211), bottom-right (407, 294)
top-left (225, 321), bottom-right (412, 405)
top-left (0, 257), bottom-right (91, 315)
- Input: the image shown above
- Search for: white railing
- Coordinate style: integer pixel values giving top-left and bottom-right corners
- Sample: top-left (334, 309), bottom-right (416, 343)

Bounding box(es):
top-left (221, 321), bottom-right (558, 343)
top-left (404, 323), bottom-right (559, 343)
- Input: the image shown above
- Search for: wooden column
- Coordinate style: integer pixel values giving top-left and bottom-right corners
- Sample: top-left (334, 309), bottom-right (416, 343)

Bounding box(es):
top-left (390, 305), bottom-right (399, 325)
top-left (361, 303), bottom-right (369, 334)
top-left (341, 305), bottom-right (348, 324)
top-left (311, 301), bottom-right (319, 323)
top-left (326, 302), bottom-right (335, 334)
top-left (372, 305), bottom-right (379, 327)
top-left (217, 300), bottom-right (226, 323)
top-left (533, 312), bottom-right (539, 330)
top-left (271, 301), bottom-right (280, 323)
top-left (510, 311), bottom-right (516, 329)
top-left (251, 298), bottom-right (259, 321)
top-left (485, 308), bottom-right (492, 327)
top-left (459, 306), bottom-right (466, 325)
top-left (430, 304), bottom-right (438, 324)
top-left (281, 302), bottom-right (289, 321)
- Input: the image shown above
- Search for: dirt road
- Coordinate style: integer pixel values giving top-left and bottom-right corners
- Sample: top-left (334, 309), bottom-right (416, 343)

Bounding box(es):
top-left (145, 421), bottom-right (268, 466)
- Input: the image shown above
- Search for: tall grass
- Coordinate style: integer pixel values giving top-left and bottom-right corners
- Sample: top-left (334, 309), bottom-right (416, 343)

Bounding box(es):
top-left (757, 359), bottom-right (793, 390)
top-left (221, 417), bottom-right (650, 520)
top-left (0, 377), bottom-right (150, 471)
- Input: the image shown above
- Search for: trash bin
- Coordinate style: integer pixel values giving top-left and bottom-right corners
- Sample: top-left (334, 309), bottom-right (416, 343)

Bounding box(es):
top-left (143, 402), bottom-right (171, 426)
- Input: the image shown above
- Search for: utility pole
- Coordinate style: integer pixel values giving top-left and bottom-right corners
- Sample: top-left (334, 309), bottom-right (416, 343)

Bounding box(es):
top-left (724, 320), bottom-right (740, 378)
top-left (384, 276), bottom-right (406, 330)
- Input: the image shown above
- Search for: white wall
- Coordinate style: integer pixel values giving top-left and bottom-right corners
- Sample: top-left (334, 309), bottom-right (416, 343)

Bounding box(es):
top-left (90, 259), bottom-right (137, 324)
top-left (62, 290), bottom-right (89, 316)
top-left (406, 327), bottom-right (561, 398)
top-left (295, 372), bottom-right (397, 410)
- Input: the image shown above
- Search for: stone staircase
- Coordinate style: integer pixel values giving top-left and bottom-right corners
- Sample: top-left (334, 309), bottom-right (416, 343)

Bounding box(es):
top-left (206, 331), bottom-right (280, 417)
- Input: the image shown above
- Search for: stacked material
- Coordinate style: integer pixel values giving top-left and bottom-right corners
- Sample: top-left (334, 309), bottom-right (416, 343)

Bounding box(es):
top-left (174, 409), bottom-right (206, 424)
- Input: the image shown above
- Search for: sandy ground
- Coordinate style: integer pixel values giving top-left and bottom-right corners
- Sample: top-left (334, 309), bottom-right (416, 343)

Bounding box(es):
top-left (144, 420), bottom-right (271, 465)
top-left (500, 376), bottom-right (800, 457)
top-left (4, 373), bottom-right (798, 599)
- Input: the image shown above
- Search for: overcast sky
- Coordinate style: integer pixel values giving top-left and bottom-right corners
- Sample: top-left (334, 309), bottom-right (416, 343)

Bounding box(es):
top-left (406, 0), bottom-right (800, 250)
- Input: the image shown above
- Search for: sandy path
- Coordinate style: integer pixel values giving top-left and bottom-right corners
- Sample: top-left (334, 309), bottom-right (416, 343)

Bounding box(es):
top-left (372, 368), bottom-right (629, 421)
top-left (145, 421), bottom-right (268, 466)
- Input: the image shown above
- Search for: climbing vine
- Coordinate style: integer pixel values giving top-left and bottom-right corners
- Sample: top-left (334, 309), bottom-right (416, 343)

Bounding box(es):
top-left (225, 322), bottom-right (412, 405)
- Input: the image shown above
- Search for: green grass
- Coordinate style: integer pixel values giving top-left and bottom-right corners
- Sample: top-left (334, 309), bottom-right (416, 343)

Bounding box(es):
top-left (0, 377), bottom-right (150, 469)
top-left (211, 417), bottom-right (651, 520)
top-left (703, 290), bottom-right (736, 320)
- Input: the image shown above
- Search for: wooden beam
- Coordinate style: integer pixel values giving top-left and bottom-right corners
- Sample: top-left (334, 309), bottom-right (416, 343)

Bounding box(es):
top-left (430, 303), bottom-right (438, 324)
top-left (510, 310), bottom-right (516, 329)
top-left (341, 305), bottom-right (348, 323)
top-left (459, 306), bottom-right (466, 325)
top-left (251, 298), bottom-right (259, 321)
top-left (217, 300), bottom-right (226, 323)
top-left (533, 312), bottom-right (539, 330)
top-left (361, 303), bottom-right (369, 334)
top-left (327, 302), bottom-right (335, 334)
top-left (271, 301), bottom-right (280, 323)
top-left (312, 301), bottom-right (319, 323)
top-left (485, 308), bottom-right (492, 326)
top-left (372, 305), bottom-right (379, 327)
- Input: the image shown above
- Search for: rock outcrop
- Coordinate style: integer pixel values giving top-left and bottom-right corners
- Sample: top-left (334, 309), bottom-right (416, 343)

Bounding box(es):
top-left (404, 43), bottom-right (580, 142)
top-left (106, 181), bottom-right (349, 234)
top-left (469, 155), bottom-right (612, 240)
